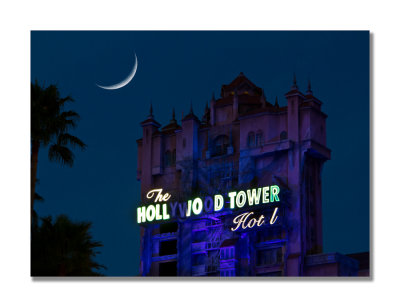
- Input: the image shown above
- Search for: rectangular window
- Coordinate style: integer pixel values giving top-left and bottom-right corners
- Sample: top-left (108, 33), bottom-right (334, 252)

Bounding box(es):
top-left (159, 240), bottom-right (177, 256)
top-left (160, 222), bottom-right (178, 234)
top-left (256, 248), bottom-right (283, 266)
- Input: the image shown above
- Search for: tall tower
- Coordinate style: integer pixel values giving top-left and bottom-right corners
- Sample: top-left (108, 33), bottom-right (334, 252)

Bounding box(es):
top-left (136, 73), bottom-right (335, 276)
top-left (138, 104), bottom-right (161, 199)
top-left (285, 75), bottom-right (330, 275)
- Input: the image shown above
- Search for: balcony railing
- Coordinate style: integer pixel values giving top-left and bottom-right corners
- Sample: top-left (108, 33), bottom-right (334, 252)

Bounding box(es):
top-left (192, 264), bottom-right (206, 276)
top-left (205, 219), bottom-right (222, 227)
top-left (192, 242), bottom-right (206, 253)
top-left (206, 241), bottom-right (221, 250)
top-left (206, 265), bottom-right (219, 273)
top-left (192, 221), bottom-right (207, 231)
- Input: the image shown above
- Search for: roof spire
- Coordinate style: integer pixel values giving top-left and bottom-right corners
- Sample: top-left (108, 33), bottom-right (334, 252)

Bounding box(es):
top-left (307, 79), bottom-right (313, 95)
top-left (291, 73), bottom-right (298, 90)
top-left (275, 96), bottom-right (279, 108)
top-left (183, 100), bottom-right (199, 122)
top-left (141, 101), bottom-right (161, 128)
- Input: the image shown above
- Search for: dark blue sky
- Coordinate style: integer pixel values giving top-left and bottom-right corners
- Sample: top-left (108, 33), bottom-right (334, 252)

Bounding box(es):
top-left (31, 31), bottom-right (369, 276)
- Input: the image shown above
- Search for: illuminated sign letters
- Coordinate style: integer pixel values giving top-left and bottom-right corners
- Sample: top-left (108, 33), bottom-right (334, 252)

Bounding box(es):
top-left (137, 185), bottom-right (281, 231)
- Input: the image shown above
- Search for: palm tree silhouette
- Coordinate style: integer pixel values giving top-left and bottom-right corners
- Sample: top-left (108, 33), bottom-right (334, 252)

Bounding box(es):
top-left (31, 215), bottom-right (105, 276)
top-left (31, 81), bottom-right (86, 223)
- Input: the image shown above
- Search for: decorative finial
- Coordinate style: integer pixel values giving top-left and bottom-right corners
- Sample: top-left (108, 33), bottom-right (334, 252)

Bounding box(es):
top-left (275, 96), bottom-right (279, 108)
top-left (307, 79), bottom-right (313, 95)
top-left (291, 73), bottom-right (298, 90)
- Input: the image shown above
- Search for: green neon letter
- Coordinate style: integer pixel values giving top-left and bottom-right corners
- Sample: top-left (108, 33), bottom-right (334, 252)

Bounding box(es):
top-left (155, 204), bottom-right (163, 220)
top-left (270, 185), bottom-right (280, 202)
top-left (228, 192), bottom-right (237, 209)
top-left (192, 198), bottom-right (203, 215)
top-left (236, 191), bottom-right (246, 208)
top-left (137, 206), bottom-right (146, 223)
top-left (162, 203), bottom-right (170, 220)
top-left (214, 195), bottom-right (224, 211)
top-left (186, 200), bottom-right (192, 217)
top-left (146, 205), bottom-right (156, 222)
top-left (246, 188), bottom-right (261, 206)
top-left (262, 186), bottom-right (270, 204)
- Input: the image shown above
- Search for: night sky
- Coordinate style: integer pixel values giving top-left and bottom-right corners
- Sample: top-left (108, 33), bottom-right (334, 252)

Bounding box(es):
top-left (31, 31), bottom-right (369, 276)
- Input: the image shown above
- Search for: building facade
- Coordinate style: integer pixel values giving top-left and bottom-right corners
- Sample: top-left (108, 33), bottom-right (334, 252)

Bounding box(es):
top-left (136, 73), bottom-right (360, 276)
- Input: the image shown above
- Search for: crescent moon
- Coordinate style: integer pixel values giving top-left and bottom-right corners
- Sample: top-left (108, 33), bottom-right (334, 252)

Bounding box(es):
top-left (96, 53), bottom-right (138, 90)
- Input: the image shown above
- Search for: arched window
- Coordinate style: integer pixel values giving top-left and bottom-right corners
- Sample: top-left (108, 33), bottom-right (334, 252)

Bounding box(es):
top-left (214, 135), bottom-right (229, 156)
top-left (165, 150), bottom-right (171, 167)
top-left (255, 130), bottom-right (263, 147)
top-left (280, 131), bottom-right (287, 141)
top-left (247, 131), bottom-right (255, 148)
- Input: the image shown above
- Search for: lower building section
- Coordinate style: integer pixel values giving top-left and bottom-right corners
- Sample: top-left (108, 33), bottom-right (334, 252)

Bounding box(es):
top-left (139, 216), bottom-right (367, 277)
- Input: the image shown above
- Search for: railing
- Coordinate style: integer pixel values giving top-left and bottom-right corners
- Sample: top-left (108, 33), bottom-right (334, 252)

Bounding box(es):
top-left (192, 221), bottom-right (207, 231)
top-left (206, 265), bottom-right (219, 273)
top-left (206, 241), bottom-right (221, 250)
top-left (192, 242), bottom-right (206, 253)
top-left (192, 264), bottom-right (206, 276)
top-left (205, 219), bottom-right (222, 227)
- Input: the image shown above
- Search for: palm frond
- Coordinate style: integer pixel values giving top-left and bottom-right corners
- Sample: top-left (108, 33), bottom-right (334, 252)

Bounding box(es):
top-left (32, 214), bottom-right (106, 276)
top-left (34, 192), bottom-right (45, 202)
top-left (57, 133), bottom-right (87, 150)
top-left (48, 144), bottom-right (74, 167)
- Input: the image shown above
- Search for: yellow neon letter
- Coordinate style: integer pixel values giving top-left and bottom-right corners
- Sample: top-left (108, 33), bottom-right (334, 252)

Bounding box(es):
top-left (228, 192), bottom-right (237, 209)
top-left (214, 195), bottom-right (224, 211)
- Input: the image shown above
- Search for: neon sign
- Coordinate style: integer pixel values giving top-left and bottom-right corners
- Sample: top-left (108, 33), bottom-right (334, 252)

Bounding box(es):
top-left (137, 185), bottom-right (281, 231)
top-left (230, 208), bottom-right (279, 231)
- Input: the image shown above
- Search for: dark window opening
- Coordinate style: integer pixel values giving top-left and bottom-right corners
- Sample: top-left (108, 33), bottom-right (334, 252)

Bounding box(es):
top-left (214, 135), bottom-right (229, 156)
top-left (160, 222), bottom-right (178, 234)
top-left (165, 150), bottom-right (171, 167)
top-left (159, 261), bottom-right (177, 276)
top-left (247, 132), bottom-right (255, 147)
top-left (255, 130), bottom-right (263, 146)
top-left (159, 240), bottom-right (177, 256)
top-left (256, 248), bottom-right (283, 266)
top-left (280, 131), bottom-right (287, 141)
top-left (164, 149), bottom-right (176, 167)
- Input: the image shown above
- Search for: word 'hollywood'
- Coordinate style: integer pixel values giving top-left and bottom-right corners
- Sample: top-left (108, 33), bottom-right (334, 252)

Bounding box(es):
top-left (137, 186), bottom-right (281, 231)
